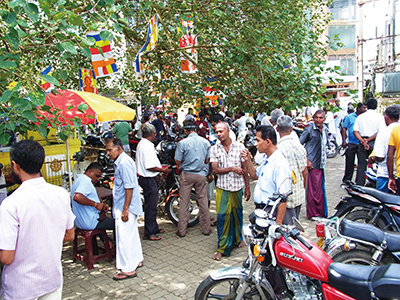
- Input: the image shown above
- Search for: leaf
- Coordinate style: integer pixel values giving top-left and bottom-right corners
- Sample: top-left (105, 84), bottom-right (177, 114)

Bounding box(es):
top-left (213, 9), bottom-right (223, 17)
top-left (8, 0), bottom-right (23, 8)
top-left (112, 22), bottom-right (123, 32)
top-left (38, 0), bottom-right (51, 16)
top-left (58, 131), bottom-right (68, 141)
top-left (22, 111), bottom-right (38, 122)
top-left (37, 124), bottom-right (48, 138)
top-left (41, 74), bottom-right (60, 86)
top-left (1, 11), bottom-right (17, 25)
top-left (81, 48), bottom-right (92, 59)
top-left (0, 133), bottom-right (10, 146)
top-left (80, 37), bottom-right (95, 46)
top-left (0, 89), bottom-right (13, 103)
top-left (67, 105), bottom-right (73, 110)
top-left (68, 13), bottom-right (84, 26)
top-left (100, 31), bottom-right (113, 41)
top-left (13, 98), bottom-right (32, 110)
top-left (57, 0), bottom-right (66, 5)
top-left (29, 90), bottom-right (46, 106)
top-left (0, 61), bottom-right (17, 69)
top-left (77, 103), bottom-right (89, 112)
top-left (56, 43), bottom-right (65, 52)
top-left (59, 70), bottom-right (68, 80)
top-left (104, 0), bottom-right (115, 4)
top-left (23, 3), bottom-right (40, 23)
top-left (54, 11), bottom-right (65, 22)
top-left (72, 117), bottom-right (82, 129)
top-left (5, 28), bottom-right (20, 49)
top-left (62, 41), bottom-right (77, 54)
top-left (5, 122), bottom-right (15, 131)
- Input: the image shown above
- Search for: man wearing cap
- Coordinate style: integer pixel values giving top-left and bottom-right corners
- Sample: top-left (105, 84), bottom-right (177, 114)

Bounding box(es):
top-left (175, 121), bottom-right (211, 237)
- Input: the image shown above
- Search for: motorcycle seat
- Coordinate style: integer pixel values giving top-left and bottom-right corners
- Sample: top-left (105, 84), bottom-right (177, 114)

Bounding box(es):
top-left (340, 218), bottom-right (400, 251)
top-left (360, 186), bottom-right (400, 206)
top-left (328, 263), bottom-right (400, 300)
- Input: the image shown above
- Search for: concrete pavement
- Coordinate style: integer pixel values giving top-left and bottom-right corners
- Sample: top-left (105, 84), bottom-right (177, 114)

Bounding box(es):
top-left (62, 155), bottom-right (347, 299)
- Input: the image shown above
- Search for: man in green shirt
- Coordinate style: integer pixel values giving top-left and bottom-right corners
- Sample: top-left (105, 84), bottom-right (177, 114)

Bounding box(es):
top-left (113, 121), bottom-right (132, 152)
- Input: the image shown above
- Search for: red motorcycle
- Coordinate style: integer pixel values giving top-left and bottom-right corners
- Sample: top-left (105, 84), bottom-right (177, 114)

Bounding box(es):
top-left (195, 192), bottom-right (400, 300)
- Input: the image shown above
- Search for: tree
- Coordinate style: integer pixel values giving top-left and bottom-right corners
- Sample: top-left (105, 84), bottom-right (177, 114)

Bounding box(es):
top-left (0, 0), bottom-right (332, 144)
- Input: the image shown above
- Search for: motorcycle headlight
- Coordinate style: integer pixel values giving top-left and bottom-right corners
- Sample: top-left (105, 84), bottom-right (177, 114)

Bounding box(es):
top-left (242, 223), bottom-right (254, 245)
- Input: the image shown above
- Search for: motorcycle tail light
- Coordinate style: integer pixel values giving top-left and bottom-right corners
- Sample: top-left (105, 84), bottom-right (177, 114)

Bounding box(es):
top-left (316, 222), bottom-right (325, 237)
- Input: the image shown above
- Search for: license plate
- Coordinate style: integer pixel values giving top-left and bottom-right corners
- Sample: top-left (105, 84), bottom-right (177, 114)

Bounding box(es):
top-left (316, 237), bottom-right (325, 248)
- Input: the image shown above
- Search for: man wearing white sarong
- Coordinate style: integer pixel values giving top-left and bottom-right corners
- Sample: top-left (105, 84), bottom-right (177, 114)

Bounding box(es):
top-left (106, 138), bottom-right (143, 281)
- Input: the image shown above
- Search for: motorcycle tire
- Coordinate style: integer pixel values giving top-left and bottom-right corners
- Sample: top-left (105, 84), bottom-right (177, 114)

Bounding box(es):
top-left (194, 275), bottom-right (274, 300)
top-left (332, 249), bottom-right (394, 265)
top-left (345, 209), bottom-right (388, 230)
top-left (165, 191), bottom-right (200, 227)
top-left (326, 139), bottom-right (338, 158)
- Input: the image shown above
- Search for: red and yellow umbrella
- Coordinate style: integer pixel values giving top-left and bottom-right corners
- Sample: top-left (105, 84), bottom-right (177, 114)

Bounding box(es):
top-left (39, 90), bottom-right (135, 124)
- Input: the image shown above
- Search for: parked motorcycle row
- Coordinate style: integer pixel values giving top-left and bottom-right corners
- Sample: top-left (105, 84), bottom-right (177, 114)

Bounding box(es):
top-left (194, 191), bottom-right (400, 300)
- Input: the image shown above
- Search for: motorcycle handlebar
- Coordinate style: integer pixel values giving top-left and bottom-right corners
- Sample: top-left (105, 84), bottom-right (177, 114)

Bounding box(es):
top-left (289, 228), bottom-right (313, 251)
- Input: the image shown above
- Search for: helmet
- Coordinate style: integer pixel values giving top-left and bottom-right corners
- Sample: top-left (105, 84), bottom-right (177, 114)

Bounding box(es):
top-left (73, 150), bottom-right (86, 162)
top-left (101, 130), bottom-right (113, 146)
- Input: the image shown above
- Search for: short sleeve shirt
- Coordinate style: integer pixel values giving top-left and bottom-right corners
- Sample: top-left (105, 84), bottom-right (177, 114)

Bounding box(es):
top-left (353, 109), bottom-right (383, 137)
top-left (210, 141), bottom-right (245, 191)
top-left (174, 132), bottom-right (210, 176)
top-left (0, 177), bottom-right (75, 300)
top-left (342, 112), bottom-right (359, 144)
top-left (113, 152), bottom-right (143, 218)
top-left (113, 122), bottom-right (131, 145)
top-left (71, 174), bottom-right (100, 230)
top-left (388, 125), bottom-right (400, 177)
top-left (253, 150), bottom-right (292, 204)
top-left (136, 138), bottom-right (161, 177)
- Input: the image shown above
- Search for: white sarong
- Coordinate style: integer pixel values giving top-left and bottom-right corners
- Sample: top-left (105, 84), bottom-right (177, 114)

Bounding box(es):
top-left (115, 213), bottom-right (143, 272)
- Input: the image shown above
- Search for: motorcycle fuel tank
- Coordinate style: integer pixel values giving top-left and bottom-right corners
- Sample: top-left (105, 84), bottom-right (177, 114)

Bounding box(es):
top-left (274, 235), bottom-right (333, 282)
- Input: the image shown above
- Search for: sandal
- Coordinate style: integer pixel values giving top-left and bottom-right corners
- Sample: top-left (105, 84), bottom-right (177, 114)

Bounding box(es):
top-left (113, 272), bottom-right (137, 281)
top-left (143, 234), bottom-right (162, 241)
top-left (157, 228), bottom-right (166, 233)
top-left (137, 262), bottom-right (143, 268)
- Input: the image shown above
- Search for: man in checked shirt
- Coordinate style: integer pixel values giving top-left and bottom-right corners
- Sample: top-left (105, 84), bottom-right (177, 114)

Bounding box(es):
top-left (210, 122), bottom-right (250, 261)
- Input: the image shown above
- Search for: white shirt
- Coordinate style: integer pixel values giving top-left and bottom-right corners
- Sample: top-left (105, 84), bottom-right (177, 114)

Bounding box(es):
top-left (0, 177), bottom-right (75, 300)
top-left (374, 122), bottom-right (400, 178)
top-left (136, 138), bottom-right (161, 177)
top-left (253, 150), bottom-right (291, 204)
top-left (353, 109), bottom-right (383, 137)
top-left (234, 116), bottom-right (247, 133)
top-left (261, 115), bottom-right (271, 125)
top-left (135, 121), bottom-right (142, 139)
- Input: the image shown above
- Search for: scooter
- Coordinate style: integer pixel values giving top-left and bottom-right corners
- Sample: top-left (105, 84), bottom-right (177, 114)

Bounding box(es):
top-left (195, 192), bottom-right (400, 300)
top-left (333, 181), bottom-right (400, 232)
top-left (314, 216), bottom-right (400, 266)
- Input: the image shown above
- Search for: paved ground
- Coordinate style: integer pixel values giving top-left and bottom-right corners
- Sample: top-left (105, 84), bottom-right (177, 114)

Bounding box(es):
top-left (61, 155), bottom-right (347, 300)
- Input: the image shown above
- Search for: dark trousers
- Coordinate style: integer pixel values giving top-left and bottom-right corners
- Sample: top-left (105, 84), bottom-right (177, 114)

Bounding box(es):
top-left (355, 140), bottom-right (374, 186)
top-left (138, 176), bottom-right (159, 237)
top-left (396, 178), bottom-right (400, 195)
top-left (342, 143), bottom-right (359, 183)
top-left (95, 217), bottom-right (115, 230)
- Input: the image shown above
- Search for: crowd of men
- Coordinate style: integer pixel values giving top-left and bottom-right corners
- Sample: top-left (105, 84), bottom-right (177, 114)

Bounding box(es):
top-left (2, 99), bottom-right (400, 298)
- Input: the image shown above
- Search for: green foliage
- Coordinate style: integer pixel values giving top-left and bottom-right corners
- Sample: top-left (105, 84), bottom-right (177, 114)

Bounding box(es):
top-left (0, 0), bottom-right (332, 144)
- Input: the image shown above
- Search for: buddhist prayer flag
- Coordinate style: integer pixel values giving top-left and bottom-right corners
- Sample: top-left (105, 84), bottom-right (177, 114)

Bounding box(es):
top-left (135, 14), bottom-right (160, 75)
top-left (86, 31), bottom-right (118, 78)
top-left (204, 86), bottom-right (220, 107)
top-left (79, 69), bottom-right (97, 94)
top-left (177, 14), bottom-right (197, 74)
top-left (41, 66), bottom-right (52, 91)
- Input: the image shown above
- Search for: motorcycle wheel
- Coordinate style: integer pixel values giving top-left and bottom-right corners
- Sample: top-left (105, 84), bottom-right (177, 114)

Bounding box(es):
top-left (326, 139), bottom-right (338, 158)
top-left (165, 191), bottom-right (200, 227)
top-left (332, 249), bottom-right (394, 265)
top-left (195, 276), bottom-right (274, 300)
top-left (345, 209), bottom-right (388, 230)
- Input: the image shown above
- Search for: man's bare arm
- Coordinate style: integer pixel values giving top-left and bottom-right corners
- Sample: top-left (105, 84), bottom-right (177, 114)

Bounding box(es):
top-left (64, 227), bottom-right (75, 242)
top-left (0, 250), bottom-right (15, 265)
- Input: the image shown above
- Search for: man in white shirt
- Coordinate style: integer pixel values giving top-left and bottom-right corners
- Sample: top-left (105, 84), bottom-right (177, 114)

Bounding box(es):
top-left (233, 111), bottom-right (248, 141)
top-left (368, 105), bottom-right (400, 192)
top-left (136, 123), bottom-right (171, 241)
top-left (353, 98), bottom-right (383, 185)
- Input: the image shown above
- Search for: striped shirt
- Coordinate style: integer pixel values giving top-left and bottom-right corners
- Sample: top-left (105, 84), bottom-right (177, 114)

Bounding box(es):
top-left (278, 135), bottom-right (307, 208)
top-left (210, 141), bottom-right (245, 192)
top-left (0, 177), bottom-right (75, 300)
